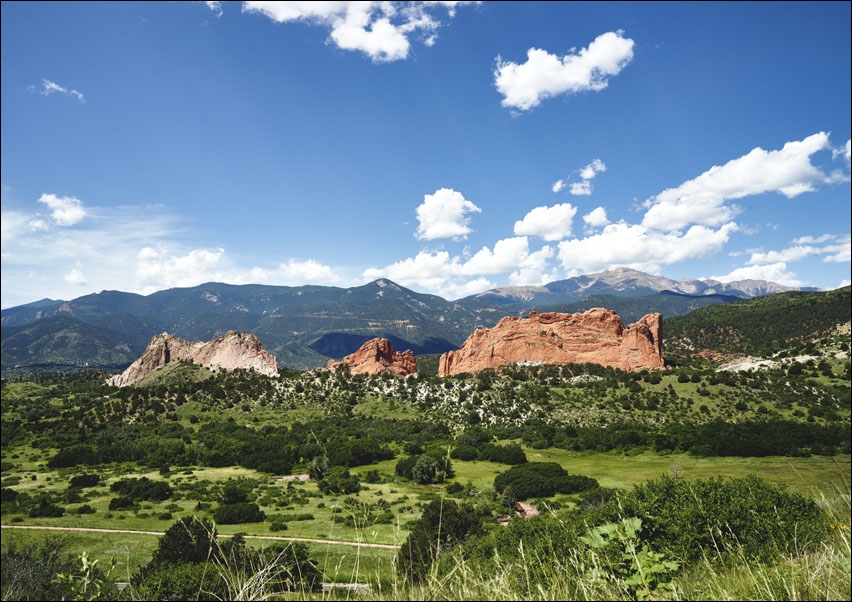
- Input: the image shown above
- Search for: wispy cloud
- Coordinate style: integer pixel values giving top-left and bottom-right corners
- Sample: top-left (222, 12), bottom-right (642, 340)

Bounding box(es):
top-left (35, 79), bottom-right (85, 103)
top-left (494, 30), bottom-right (635, 112)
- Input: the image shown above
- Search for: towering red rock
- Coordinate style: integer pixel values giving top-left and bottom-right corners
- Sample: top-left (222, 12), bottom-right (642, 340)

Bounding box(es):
top-left (106, 331), bottom-right (279, 387)
top-left (326, 337), bottom-right (416, 377)
top-left (438, 309), bottom-right (663, 376)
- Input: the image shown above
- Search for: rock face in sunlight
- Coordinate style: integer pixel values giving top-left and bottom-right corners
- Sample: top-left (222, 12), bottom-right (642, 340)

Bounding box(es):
top-left (106, 331), bottom-right (279, 387)
top-left (326, 337), bottom-right (417, 377)
top-left (438, 309), bottom-right (663, 376)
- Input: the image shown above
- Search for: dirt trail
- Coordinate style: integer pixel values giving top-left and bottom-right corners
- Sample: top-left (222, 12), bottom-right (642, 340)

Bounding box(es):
top-left (0, 524), bottom-right (400, 549)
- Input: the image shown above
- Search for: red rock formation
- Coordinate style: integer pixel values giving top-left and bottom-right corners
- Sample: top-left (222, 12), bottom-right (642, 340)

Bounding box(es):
top-left (438, 309), bottom-right (663, 376)
top-left (326, 337), bottom-right (416, 377)
top-left (107, 330), bottom-right (279, 387)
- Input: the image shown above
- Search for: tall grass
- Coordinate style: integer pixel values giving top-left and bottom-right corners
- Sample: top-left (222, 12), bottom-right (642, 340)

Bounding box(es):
top-left (202, 482), bottom-right (850, 601)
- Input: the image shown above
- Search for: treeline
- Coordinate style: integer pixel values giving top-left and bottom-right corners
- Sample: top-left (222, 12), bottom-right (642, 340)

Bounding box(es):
top-left (500, 418), bottom-right (850, 457)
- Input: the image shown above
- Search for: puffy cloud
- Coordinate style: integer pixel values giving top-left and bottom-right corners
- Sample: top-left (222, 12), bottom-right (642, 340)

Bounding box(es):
top-left (552, 179), bottom-right (566, 193)
top-left (415, 187), bottom-right (481, 240)
top-left (508, 245), bottom-right (556, 286)
top-left (363, 249), bottom-right (459, 289)
top-left (37, 194), bottom-right (87, 226)
top-left (204, 1), bottom-right (223, 18)
top-left (36, 79), bottom-right (85, 102)
top-left (460, 236), bottom-right (533, 275)
top-left (494, 30), bottom-right (635, 111)
top-left (241, 1), bottom-right (472, 62)
top-left (557, 222), bottom-right (739, 273)
top-left (642, 132), bottom-right (833, 231)
top-left (513, 203), bottom-right (577, 241)
top-left (582, 206), bottom-right (609, 229)
top-left (568, 159), bottom-right (606, 196)
top-left (135, 247), bottom-right (228, 293)
top-left (63, 261), bottom-right (87, 286)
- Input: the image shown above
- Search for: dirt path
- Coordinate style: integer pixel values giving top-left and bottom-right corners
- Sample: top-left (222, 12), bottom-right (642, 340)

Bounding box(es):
top-left (1, 524), bottom-right (400, 549)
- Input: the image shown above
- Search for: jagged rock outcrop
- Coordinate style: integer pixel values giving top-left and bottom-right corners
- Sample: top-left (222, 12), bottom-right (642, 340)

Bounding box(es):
top-left (326, 337), bottom-right (416, 377)
top-left (107, 331), bottom-right (279, 387)
top-left (438, 309), bottom-right (663, 376)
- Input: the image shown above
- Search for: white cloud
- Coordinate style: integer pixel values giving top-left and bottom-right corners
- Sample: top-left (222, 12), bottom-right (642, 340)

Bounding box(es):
top-left (568, 160), bottom-right (606, 196)
top-left (710, 262), bottom-right (806, 287)
top-left (63, 261), bottom-right (87, 286)
top-left (363, 249), bottom-right (459, 290)
top-left (241, 1), bottom-right (472, 62)
top-left (821, 236), bottom-right (851, 263)
top-left (37, 193), bottom-right (87, 226)
top-left (204, 1), bottom-right (223, 18)
top-left (557, 222), bottom-right (739, 273)
top-left (277, 258), bottom-right (341, 283)
top-left (746, 245), bottom-right (819, 265)
top-left (582, 206), bottom-right (609, 228)
top-left (833, 138), bottom-right (851, 165)
top-left (135, 247), bottom-right (228, 293)
top-left (415, 187), bottom-right (481, 240)
top-left (508, 245), bottom-right (556, 286)
top-left (792, 234), bottom-right (834, 244)
top-left (552, 179), bottom-right (566, 193)
top-left (513, 203), bottom-right (577, 241)
top-left (460, 236), bottom-right (533, 275)
top-left (37, 79), bottom-right (85, 102)
top-left (494, 30), bottom-right (635, 111)
top-left (642, 132), bottom-right (834, 231)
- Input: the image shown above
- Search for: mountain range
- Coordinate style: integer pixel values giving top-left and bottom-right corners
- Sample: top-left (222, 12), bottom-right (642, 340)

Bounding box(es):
top-left (0, 268), bottom-right (817, 375)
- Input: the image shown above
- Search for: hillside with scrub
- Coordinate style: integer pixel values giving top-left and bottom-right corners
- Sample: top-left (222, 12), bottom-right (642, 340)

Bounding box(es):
top-left (1, 288), bottom-right (850, 601)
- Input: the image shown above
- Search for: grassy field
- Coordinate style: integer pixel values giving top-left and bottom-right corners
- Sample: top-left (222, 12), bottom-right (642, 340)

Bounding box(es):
top-left (4, 449), bottom-right (849, 585)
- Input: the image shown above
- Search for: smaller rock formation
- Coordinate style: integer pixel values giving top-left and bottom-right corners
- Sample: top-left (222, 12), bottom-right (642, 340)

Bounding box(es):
top-left (107, 331), bottom-right (279, 387)
top-left (326, 337), bottom-right (416, 377)
top-left (438, 309), bottom-right (663, 376)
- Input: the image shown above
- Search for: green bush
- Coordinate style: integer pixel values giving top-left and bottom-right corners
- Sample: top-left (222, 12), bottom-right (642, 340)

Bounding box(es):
top-left (587, 474), bottom-right (829, 563)
top-left (493, 462), bottom-right (599, 501)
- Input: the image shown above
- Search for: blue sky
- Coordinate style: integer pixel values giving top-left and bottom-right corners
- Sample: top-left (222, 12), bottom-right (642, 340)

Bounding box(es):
top-left (1, 1), bottom-right (850, 309)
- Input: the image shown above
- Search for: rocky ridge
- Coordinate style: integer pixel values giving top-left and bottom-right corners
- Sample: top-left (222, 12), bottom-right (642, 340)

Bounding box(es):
top-left (325, 337), bottom-right (416, 377)
top-left (438, 309), bottom-right (663, 376)
top-left (106, 330), bottom-right (279, 387)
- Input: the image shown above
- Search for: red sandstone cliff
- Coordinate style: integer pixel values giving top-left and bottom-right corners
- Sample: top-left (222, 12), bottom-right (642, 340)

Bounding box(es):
top-left (326, 337), bottom-right (416, 377)
top-left (438, 309), bottom-right (663, 376)
top-left (106, 330), bottom-right (279, 387)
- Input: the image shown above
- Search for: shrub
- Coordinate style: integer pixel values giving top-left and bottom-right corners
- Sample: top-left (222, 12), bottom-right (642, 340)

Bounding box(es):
top-left (493, 462), bottom-right (598, 501)
top-left (587, 474), bottom-right (829, 563)
top-left (213, 502), bottom-right (265, 524)
top-left (69, 474), bottom-right (100, 488)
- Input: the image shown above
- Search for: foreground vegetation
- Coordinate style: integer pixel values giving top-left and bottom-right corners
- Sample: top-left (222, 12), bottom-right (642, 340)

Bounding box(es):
top-left (2, 310), bottom-right (849, 600)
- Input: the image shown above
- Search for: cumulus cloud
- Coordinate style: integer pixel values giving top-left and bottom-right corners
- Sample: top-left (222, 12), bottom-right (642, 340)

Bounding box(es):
top-left (582, 206), bottom-right (609, 229)
top-left (415, 187), bottom-right (481, 240)
top-left (240, 1), bottom-right (472, 62)
top-left (513, 203), bottom-right (577, 241)
top-left (568, 159), bottom-right (606, 196)
top-left (557, 222), bottom-right (739, 274)
top-left (135, 247), bottom-right (228, 293)
top-left (276, 258), bottom-right (341, 283)
top-left (37, 194), bottom-right (87, 226)
top-left (552, 179), bottom-right (566, 193)
top-left (642, 132), bottom-right (834, 231)
top-left (63, 261), bottom-right (87, 286)
top-left (460, 236), bottom-right (534, 275)
top-left (204, 1), bottom-right (223, 18)
top-left (36, 79), bottom-right (85, 102)
top-left (494, 30), bottom-right (635, 111)
top-left (363, 250), bottom-right (460, 290)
